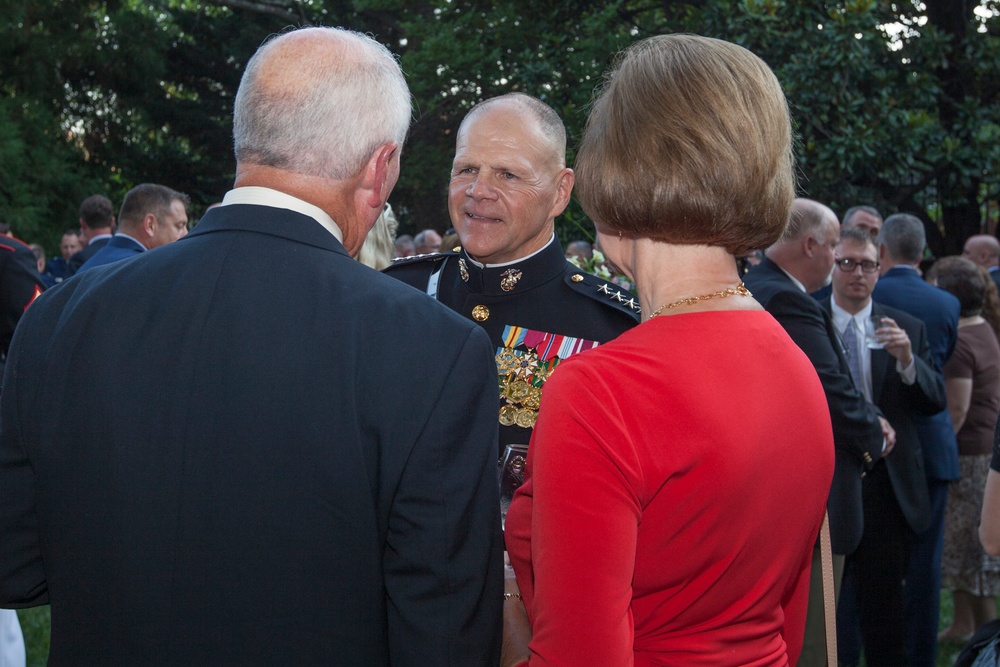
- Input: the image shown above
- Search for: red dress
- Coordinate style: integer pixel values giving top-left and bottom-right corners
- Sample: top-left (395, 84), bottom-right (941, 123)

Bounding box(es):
top-left (505, 310), bottom-right (834, 666)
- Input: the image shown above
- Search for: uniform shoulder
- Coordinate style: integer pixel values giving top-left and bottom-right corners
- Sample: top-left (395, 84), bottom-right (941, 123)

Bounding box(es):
top-left (562, 266), bottom-right (641, 321)
top-left (383, 249), bottom-right (459, 272)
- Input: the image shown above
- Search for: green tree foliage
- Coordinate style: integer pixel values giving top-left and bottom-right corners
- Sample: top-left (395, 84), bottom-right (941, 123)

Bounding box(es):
top-left (1, 0), bottom-right (997, 256)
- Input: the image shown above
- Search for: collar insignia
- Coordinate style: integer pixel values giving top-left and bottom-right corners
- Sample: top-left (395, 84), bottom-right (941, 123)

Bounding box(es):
top-left (500, 268), bottom-right (522, 292)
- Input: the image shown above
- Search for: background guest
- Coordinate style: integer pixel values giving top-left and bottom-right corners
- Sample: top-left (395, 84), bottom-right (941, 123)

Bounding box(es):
top-left (77, 183), bottom-right (189, 273)
top-left (357, 203), bottom-right (399, 270)
top-left (503, 34), bottom-right (833, 666)
top-left (68, 194), bottom-right (115, 274)
top-left (928, 256), bottom-right (1000, 642)
top-left (564, 239), bottom-right (592, 264)
top-left (963, 234), bottom-right (1000, 293)
top-left (413, 228), bottom-right (441, 254)
top-left (44, 230), bottom-right (81, 285)
top-left (980, 415), bottom-right (1000, 557)
top-left (392, 233), bottom-right (415, 258)
top-left (873, 212), bottom-right (962, 664)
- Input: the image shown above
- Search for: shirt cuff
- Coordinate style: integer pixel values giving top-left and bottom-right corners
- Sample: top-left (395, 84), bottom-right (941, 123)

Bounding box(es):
top-left (897, 357), bottom-right (916, 384)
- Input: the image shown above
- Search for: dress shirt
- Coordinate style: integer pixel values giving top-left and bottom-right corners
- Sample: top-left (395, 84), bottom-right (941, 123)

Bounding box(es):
top-left (85, 233), bottom-right (113, 247)
top-left (112, 232), bottom-right (146, 250)
top-left (831, 299), bottom-right (916, 403)
top-left (221, 187), bottom-right (344, 243)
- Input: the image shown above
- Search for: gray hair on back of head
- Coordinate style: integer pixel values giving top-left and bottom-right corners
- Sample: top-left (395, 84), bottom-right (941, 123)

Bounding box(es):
top-left (878, 213), bottom-right (926, 264)
top-left (233, 27), bottom-right (412, 181)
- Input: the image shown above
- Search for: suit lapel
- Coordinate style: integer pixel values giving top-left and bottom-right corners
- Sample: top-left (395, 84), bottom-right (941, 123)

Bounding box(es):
top-left (870, 304), bottom-right (890, 403)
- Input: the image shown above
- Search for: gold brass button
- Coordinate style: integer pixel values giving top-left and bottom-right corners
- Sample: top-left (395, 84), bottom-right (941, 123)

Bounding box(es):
top-left (472, 305), bottom-right (490, 322)
top-left (571, 274), bottom-right (584, 283)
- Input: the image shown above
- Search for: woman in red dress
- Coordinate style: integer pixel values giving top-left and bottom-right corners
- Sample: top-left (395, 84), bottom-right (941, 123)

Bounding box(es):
top-left (503, 34), bottom-right (835, 666)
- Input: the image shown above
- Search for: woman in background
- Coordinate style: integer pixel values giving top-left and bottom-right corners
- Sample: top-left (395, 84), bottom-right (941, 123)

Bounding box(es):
top-left (928, 257), bottom-right (1000, 641)
top-left (503, 34), bottom-right (835, 666)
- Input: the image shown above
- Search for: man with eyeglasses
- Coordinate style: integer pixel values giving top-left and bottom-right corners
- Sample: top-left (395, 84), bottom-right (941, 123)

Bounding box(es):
top-left (872, 213), bottom-right (962, 665)
top-left (823, 227), bottom-right (945, 666)
top-left (744, 198), bottom-right (889, 666)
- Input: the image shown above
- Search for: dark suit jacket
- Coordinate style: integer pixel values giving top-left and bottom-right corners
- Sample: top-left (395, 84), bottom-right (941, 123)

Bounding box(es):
top-left (821, 299), bottom-right (945, 532)
top-left (744, 257), bottom-right (883, 554)
top-left (872, 266), bottom-right (961, 481)
top-left (77, 234), bottom-right (146, 273)
top-left (0, 204), bottom-right (503, 665)
top-left (67, 236), bottom-right (110, 275)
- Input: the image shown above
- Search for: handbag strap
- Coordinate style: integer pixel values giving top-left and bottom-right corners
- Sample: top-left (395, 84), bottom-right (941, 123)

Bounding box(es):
top-left (820, 511), bottom-right (837, 666)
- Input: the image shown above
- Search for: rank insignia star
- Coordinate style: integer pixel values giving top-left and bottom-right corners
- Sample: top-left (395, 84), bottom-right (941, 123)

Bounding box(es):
top-left (598, 284), bottom-right (612, 295)
top-left (459, 258), bottom-right (469, 282)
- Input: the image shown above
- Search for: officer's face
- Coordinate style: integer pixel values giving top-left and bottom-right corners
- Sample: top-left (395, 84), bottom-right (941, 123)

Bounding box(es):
top-left (449, 104), bottom-right (573, 265)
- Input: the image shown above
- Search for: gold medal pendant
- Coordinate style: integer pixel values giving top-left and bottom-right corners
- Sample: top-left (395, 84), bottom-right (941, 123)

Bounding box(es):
top-left (515, 408), bottom-right (537, 429)
top-left (499, 404), bottom-right (519, 426)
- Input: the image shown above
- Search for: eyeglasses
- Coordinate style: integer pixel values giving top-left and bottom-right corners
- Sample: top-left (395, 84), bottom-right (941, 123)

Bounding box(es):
top-left (834, 258), bottom-right (880, 274)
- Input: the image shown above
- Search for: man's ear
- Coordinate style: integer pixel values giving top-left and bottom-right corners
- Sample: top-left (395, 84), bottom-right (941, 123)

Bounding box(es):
top-left (364, 141), bottom-right (399, 210)
top-left (548, 167), bottom-right (574, 220)
top-left (142, 214), bottom-right (157, 239)
top-left (803, 234), bottom-right (817, 259)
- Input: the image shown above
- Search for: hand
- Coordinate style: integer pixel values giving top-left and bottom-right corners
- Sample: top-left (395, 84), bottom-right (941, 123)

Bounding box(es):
top-left (502, 551), bottom-right (531, 667)
top-left (878, 416), bottom-right (896, 458)
top-left (874, 317), bottom-right (913, 367)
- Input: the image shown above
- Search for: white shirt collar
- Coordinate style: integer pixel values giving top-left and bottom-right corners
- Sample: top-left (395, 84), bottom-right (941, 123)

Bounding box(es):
top-left (113, 232), bottom-right (146, 249)
top-left (831, 297), bottom-right (873, 334)
top-left (466, 234), bottom-right (555, 269)
top-left (775, 263), bottom-right (808, 293)
top-left (221, 187), bottom-right (343, 243)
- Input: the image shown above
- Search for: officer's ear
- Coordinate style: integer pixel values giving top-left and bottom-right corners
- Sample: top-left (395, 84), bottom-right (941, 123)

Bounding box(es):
top-left (548, 167), bottom-right (574, 220)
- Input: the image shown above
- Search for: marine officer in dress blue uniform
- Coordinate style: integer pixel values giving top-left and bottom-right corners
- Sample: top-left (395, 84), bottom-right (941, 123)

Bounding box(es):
top-left (385, 93), bottom-right (639, 457)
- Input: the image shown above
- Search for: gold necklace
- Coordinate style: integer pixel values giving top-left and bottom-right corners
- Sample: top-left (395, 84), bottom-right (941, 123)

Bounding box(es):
top-left (648, 283), bottom-right (752, 319)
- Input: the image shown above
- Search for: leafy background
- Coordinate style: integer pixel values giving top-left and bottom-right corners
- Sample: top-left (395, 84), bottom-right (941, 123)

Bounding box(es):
top-left (2, 1), bottom-right (997, 256)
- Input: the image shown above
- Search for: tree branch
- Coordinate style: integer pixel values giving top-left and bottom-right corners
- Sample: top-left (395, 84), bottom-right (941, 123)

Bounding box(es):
top-left (212, 0), bottom-right (300, 23)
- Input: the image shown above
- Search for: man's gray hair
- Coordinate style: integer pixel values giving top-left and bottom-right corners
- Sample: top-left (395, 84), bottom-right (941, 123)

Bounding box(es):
top-left (780, 199), bottom-right (830, 243)
top-left (233, 27), bottom-right (412, 180)
top-left (843, 205), bottom-right (882, 227)
top-left (878, 213), bottom-right (926, 263)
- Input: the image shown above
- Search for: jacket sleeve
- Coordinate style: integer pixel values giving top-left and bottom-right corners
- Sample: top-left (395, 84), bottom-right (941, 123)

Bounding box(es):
top-left (902, 321), bottom-right (948, 416)
top-left (0, 305), bottom-right (49, 608)
top-left (384, 325), bottom-right (503, 666)
top-left (766, 290), bottom-right (883, 468)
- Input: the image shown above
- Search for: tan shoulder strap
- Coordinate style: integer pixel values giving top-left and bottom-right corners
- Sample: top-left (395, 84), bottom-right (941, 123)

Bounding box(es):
top-left (820, 511), bottom-right (837, 666)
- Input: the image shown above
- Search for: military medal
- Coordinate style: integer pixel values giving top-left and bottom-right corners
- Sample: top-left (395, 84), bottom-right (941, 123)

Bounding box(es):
top-left (493, 326), bottom-right (601, 430)
top-left (500, 269), bottom-right (522, 292)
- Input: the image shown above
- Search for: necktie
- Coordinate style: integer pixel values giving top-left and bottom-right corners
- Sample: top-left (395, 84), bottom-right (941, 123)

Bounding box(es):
top-left (843, 320), bottom-right (865, 394)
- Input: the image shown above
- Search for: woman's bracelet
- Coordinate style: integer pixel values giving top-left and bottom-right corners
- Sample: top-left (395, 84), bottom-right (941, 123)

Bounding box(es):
top-left (503, 592), bottom-right (522, 601)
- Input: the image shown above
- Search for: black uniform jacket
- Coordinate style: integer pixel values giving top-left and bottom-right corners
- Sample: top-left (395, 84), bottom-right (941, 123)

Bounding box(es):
top-left (385, 237), bottom-right (639, 455)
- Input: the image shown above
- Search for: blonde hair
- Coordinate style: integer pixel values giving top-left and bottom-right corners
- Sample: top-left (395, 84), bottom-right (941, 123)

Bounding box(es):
top-left (576, 34), bottom-right (794, 256)
top-left (357, 204), bottom-right (399, 270)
